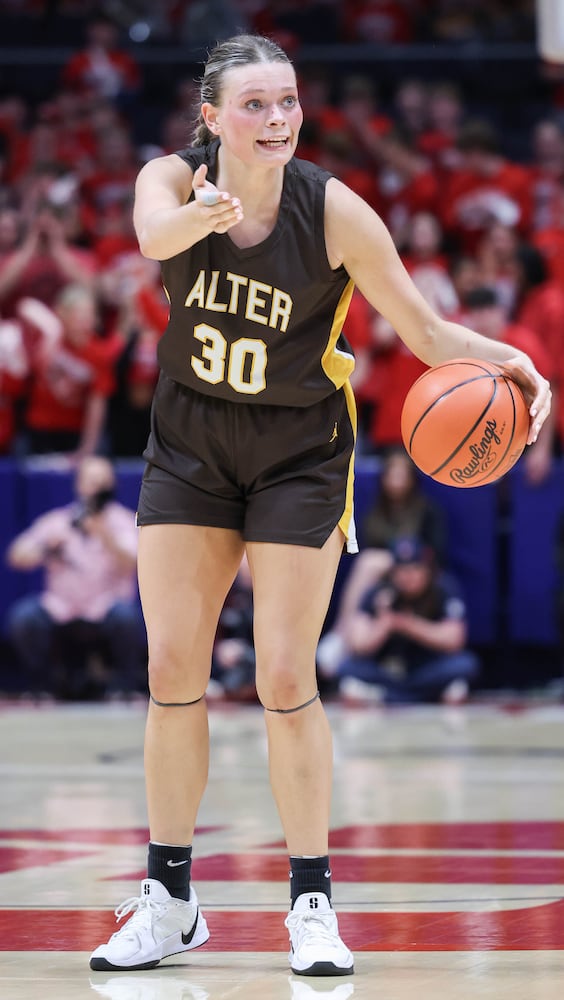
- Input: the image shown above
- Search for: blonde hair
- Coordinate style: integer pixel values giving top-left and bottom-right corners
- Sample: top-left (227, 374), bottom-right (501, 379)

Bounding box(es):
top-left (193, 34), bottom-right (292, 146)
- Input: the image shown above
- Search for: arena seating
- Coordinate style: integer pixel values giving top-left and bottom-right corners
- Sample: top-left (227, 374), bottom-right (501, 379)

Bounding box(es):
top-left (1, 457), bottom-right (561, 657)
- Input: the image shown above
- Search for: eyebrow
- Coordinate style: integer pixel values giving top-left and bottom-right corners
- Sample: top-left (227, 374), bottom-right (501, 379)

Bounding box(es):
top-left (238, 86), bottom-right (298, 97)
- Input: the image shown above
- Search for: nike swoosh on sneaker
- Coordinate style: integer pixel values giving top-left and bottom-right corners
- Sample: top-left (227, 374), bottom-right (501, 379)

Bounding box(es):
top-left (182, 912), bottom-right (199, 945)
top-left (166, 859), bottom-right (190, 867)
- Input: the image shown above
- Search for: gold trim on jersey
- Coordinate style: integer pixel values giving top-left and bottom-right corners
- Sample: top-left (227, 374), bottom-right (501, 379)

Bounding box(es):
top-left (320, 279), bottom-right (356, 389)
top-left (338, 379), bottom-right (359, 554)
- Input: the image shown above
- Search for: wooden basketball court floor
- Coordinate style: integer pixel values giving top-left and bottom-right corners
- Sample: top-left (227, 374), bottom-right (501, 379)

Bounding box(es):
top-left (2, 697), bottom-right (564, 1000)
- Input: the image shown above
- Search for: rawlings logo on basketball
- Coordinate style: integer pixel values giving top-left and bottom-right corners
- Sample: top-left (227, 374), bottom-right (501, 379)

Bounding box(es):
top-left (449, 419), bottom-right (502, 484)
top-left (401, 359), bottom-right (529, 488)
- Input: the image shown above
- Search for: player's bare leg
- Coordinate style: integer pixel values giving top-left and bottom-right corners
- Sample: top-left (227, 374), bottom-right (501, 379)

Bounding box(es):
top-left (247, 526), bottom-right (354, 975)
top-left (90, 524), bottom-right (244, 972)
top-left (139, 524), bottom-right (245, 843)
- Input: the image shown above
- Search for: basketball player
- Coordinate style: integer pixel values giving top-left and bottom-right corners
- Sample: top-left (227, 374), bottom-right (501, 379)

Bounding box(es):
top-left (89, 34), bottom-right (551, 978)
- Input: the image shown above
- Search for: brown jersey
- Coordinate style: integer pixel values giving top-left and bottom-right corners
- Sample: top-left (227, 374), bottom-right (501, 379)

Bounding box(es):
top-left (157, 140), bottom-right (355, 407)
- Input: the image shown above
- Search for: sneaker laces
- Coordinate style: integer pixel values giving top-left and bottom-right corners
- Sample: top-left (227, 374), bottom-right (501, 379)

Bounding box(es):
top-left (110, 894), bottom-right (164, 938)
top-left (285, 909), bottom-right (339, 948)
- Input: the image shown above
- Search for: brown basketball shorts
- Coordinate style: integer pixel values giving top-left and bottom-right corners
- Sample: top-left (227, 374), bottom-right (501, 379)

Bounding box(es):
top-left (136, 373), bottom-right (358, 551)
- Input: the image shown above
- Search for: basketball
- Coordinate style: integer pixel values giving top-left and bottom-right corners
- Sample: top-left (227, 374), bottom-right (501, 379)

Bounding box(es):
top-left (400, 358), bottom-right (530, 487)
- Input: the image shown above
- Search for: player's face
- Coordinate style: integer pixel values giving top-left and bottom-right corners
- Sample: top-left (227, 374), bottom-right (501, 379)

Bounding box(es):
top-left (210, 62), bottom-right (303, 166)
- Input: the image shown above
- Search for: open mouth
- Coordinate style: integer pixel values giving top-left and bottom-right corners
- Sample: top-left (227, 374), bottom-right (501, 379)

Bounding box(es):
top-left (256, 138), bottom-right (290, 148)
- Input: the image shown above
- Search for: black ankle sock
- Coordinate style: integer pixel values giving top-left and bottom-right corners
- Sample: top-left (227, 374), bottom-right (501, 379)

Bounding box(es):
top-left (148, 842), bottom-right (192, 900)
top-left (289, 855), bottom-right (332, 907)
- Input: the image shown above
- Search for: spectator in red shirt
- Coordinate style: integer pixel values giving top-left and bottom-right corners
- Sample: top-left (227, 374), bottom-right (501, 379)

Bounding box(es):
top-left (441, 119), bottom-right (533, 254)
top-left (0, 201), bottom-right (97, 318)
top-left (460, 285), bottom-right (556, 483)
top-left (61, 13), bottom-right (141, 107)
top-left (417, 80), bottom-right (465, 178)
top-left (0, 316), bottom-right (28, 454)
top-left (79, 126), bottom-right (139, 241)
top-left (527, 118), bottom-right (564, 232)
top-left (17, 285), bottom-right (115, 460)
top-left (328, 74), bottom-right (392, 161)
top-left (360, 126), bottom-right (440, 245)
top-left (512, 243), bottom-right (564, 452)
top-left (98, 252), bottom-right (165, 457)
top-left (344, 0), bottom-right (415, 43)
top-left (533, 184), bottom-right (564, 290)
top-left (400, 210), bottom-right (460, 318)
top-left (474, 221), bottom-right (520, 316)
top-left (317, 129), bottom-right (383, 214)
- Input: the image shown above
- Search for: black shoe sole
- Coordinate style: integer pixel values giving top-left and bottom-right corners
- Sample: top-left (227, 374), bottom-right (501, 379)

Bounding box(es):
top-left (90, 957), bottom-right (161, 971)
top-left (291, 962), bottom-right (355, 976)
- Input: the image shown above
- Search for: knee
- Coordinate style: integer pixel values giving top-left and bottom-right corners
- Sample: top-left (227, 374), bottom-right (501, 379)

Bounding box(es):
top-left (255, 658), bottom-right (314, 711)
top-left (147, 638), bottom-right (205, 702)
top-left (7, 597), bottom-right (49, 638)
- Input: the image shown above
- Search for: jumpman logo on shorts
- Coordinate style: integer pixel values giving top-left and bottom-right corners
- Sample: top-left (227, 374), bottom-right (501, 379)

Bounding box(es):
top-left (330, 422), bottom-right (338, 443)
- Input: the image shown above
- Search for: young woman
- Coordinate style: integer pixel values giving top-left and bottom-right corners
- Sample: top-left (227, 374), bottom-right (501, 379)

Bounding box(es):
top-left (89, 34), bottom-right (551, 978)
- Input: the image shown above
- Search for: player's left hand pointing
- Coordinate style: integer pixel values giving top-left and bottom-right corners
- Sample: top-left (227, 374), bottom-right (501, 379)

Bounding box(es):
top-left (192, 164), bottom-right (243, 232)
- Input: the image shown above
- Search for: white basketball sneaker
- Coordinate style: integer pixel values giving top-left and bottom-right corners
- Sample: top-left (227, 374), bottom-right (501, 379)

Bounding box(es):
top-left (285, 893), bottom-right (354, 977)
top-left (89, 879), bottom-right (209, 972)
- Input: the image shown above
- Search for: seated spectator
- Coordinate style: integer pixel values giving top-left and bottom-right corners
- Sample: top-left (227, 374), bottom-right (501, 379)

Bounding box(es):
top-left (400, 210), bottom-right (460, 317)
top-left (98, 252), bottom-right (165, 457)
top-left (79, 125), bottom-right (139, 242)
top-left (511, 243), bottom-right (564, 454)
top-left (317, 129), bottom-right (383, 214)
top-left (355, 320), bottom-right (428, 453)
top-left (474, 221), bottom-right (520, 315)
top-left (0, 315), bottom-right (28, 454)
top-left (336, 536), bottom-right (479, 705)
top-left (60, 12), bottom-right (141, 108)
top-left (441, 119), bottom-right (533, 254)
top-left (417, 80), bottom-right (465, 178)
top-left (0, 201), bottom-right (97, 318)
top-left (345, 2), bottom-right (415, 44)
top-left (460, 285), bottom-right (556, 482)
top-left (317, 448), bottom-right (447, 677)
top-left (4, 455), bottom-right (144, 700)
top-left (330, 74), bottom-right (392, 162)
top-left (16, 285), bottom-right (117, 460)
top-left (527, 118), bottom-right (564, 232)
top-left (211, 554), bottom-right (256, 702)
top-left (358, 124), bottom-right (440, 246)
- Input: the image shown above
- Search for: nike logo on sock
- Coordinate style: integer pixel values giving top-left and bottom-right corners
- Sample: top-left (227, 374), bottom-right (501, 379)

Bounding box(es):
top-left (167, 859), bottom-right (190, 867)
top-left (182, 912), bottom-right (199, 945)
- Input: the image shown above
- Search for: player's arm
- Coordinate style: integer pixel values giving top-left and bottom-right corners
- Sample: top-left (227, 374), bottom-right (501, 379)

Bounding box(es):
top-left (134, 155), bottom-right (243, 261)
top-left (324, 178), bottom-right (551, 444)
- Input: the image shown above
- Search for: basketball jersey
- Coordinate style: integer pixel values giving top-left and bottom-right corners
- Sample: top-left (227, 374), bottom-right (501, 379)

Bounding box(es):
top-left (157, 140), bottom-right (355, 407)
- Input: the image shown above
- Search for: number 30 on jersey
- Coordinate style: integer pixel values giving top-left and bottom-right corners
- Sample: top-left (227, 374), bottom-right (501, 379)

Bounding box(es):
top-left (191, 322), bottom-right (267, 395)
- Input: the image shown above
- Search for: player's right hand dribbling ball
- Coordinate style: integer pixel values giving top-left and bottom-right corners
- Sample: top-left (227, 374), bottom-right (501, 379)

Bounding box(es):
top-left (400, 358), bottom-right (529, 488)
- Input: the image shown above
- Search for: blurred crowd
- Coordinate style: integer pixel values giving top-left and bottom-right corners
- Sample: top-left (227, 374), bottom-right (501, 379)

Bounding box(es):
top-left (1, 3), bottom-right (563, 478)
top-left (2, 2), bottom-right (564, 702)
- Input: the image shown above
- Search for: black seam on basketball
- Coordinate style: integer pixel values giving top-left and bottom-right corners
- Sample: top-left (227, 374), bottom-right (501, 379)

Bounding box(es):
top-left (407, 374), bottom-right (501, 454)
top-left (430, 382), bottom-right (498, 476)
top-left (433, 376), bottom-right (519, 482)
top-left (475, 376), bottom-right (519, 484)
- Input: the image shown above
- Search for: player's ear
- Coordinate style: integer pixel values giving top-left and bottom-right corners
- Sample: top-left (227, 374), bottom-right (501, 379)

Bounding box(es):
top-left (201, 103), bottom-right (220, 135)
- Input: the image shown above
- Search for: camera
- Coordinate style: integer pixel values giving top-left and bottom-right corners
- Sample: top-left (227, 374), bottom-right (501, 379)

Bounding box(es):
top-left (72, 488), bottom-right (114, 530)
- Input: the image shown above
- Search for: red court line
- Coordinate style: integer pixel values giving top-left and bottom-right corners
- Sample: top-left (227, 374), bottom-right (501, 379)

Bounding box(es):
top-left (113, 853), bottom-right (564, 885)
top-left (326, 822), bottom-right (564, 851)
top-left (2, 900), bottom-right (564, 951)
top-left (0, 847), bottom-right (93, 874)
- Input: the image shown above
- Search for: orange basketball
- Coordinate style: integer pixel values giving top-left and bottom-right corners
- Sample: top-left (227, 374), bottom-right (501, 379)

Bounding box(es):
top-left (400, 358), bottom-right (530, 487)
